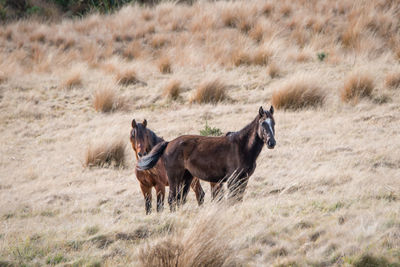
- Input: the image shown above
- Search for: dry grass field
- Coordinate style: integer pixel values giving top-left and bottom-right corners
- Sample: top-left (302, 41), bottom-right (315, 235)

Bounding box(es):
top-left (1, 0), bottom-right (400, 266)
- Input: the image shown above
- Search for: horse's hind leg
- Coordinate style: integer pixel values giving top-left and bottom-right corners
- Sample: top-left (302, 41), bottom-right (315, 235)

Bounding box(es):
top-left (166, 166), bottom-right (185, 211)
top-left (155, 184), bottom-right (165, 213)
top-left (139, 183), bottom-right (152, 215)
top-left (211, 182), bottom-right (224, 201)
top-left (191, 177), bottom-right (205, 206)
top-left (179, 170), bottom-right (193, 206)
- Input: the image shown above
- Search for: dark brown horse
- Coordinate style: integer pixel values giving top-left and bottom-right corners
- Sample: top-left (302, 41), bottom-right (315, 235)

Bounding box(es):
top-left (130, 119), bottom-right (222, 214)
top-left (137, 106), bottom-right (276, 211)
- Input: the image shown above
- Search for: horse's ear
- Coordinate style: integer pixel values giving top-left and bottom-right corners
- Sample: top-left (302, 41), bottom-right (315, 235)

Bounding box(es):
top-left (132, 119), bottom-right (137, 128)
top-left (259, 106), bottom-right (264, 117)
top-left (142, 119), bottom-right (147, 128)
top-left (270, 105), bottom-right (274, 115)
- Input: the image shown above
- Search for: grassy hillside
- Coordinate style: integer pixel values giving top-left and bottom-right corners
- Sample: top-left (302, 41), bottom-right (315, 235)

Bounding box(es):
top-left (0, 0), bottom-right (400, 266)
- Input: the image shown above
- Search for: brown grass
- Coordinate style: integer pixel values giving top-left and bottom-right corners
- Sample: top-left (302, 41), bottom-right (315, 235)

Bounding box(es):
top-left (122, 41), bottom-right (142, 60)
top-left (272, 77), bottom-right (326, 110)
top-left (190, 79), bottom-right (227, 104)
top-left (0, 72), bottom-right (7, 84)
top-left (158, 57), bottom-right (172, 74)
top-left (341, 72), bottom-right (374, 102)
top-left (251, 48), bottom-right (272, 66)
top-left (115, 68), bottom-right (139, 86)
top-left (384, 72), bottom-right (400, 89)
top-left (60, 71), bottom-right (83, 89)
top-left (248, 21), bottom-right (264, 43)
top-left (163, 79), bottom-right (181, 100)
top-left (232, 49), bottom-right (251, 66)
top-left (139, 208), bottom-right (237, 267)
top-left (93, 88), bottom-right (124, 113)
top-left (85, 139), bottom-right (125, 168)
top-left (267, 62), bottom-right (281, 78)
top-left (151, 34), bottom-right (170, 49)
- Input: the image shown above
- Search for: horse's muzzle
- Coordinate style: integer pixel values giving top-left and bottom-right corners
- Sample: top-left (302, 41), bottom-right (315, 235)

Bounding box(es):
top-left (267, 139), bottom-right (276, 149)
top-left (138, 152), bottom-right (147, 158)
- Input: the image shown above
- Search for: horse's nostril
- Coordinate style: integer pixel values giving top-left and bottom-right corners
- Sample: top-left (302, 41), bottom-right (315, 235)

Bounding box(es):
top-left (268, 140), bottom-right (276, 147)
top-left (138, 152), bottom-right (143, 157)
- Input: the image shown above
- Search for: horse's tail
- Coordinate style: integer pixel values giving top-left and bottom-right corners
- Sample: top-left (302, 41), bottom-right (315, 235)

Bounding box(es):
top-left (136, 141), bottom-right (169, 171)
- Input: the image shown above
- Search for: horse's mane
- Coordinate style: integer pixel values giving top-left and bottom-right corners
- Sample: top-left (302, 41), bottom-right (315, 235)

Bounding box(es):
top-left (228, 115), bottom-right (258, 140)
top-left (145, 127), bottom-right (164, 147)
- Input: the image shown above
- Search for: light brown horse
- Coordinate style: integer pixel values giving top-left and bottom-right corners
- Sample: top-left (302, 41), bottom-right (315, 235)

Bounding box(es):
top-left (137, 106), bottom-right (276, 211)
top-left (130, 119), bottom-right (223, 214)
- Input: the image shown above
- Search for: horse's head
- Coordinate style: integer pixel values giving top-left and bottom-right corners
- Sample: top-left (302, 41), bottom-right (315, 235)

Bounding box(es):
top-left (257, 106), bottom-right (276, 149)
top-left (130, 119), bottom-right (152, 160)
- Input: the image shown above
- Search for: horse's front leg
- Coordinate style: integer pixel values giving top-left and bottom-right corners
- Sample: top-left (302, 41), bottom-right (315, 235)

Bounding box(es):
top-left (227, 176), bottom-right (249, 202)
top-left (211, 182), bottom-right (224, 201)
top-left (191, 177), bottom-right (205, 206)
top-left (139, 183), bottom-right (152, 215)
top-left (155, 184), bottom-right (165, 212)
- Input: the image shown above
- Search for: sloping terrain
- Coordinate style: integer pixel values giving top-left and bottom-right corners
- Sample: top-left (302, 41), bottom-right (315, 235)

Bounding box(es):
top-left (0, 0), bottom-right (399, 266)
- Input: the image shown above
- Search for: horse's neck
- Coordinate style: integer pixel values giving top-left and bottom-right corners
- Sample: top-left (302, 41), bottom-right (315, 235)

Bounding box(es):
top-left (149, 130), bottom-right (164, 146)
top-left (236, 116), bottom-right (264, 163)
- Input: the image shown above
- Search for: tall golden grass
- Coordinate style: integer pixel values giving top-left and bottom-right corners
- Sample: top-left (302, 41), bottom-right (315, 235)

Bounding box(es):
top-left (341, 71), bottom-right (374, 102)
top-left (190, 79), bottom-right (227, 104)
top-left (85, 139), bottom-right (126, 168)
top-left (272, 76), bottom-right (326, 110)
top-left (163, 79), bottom-right (181, 100)
top-left (1, 1), bottom-right (400, 266)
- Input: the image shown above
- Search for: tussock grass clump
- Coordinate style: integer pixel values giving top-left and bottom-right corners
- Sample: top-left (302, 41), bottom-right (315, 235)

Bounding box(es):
top-left (0, 72), bottom-right (7, 84)
top-left (232, 49), bottom-right (251, 66)
top-left (158, 57), bottom-right (172, 74)
top-left (122, 41), bottom-right (141, 60)
top-left (272, 77), bottom-right (326, 110)
top-left (139, 208), bottom-right (238, 267)
top-left (341, 72), bottom-right (374, 102)
top-left (163, 79), bottom-right (181, 100)
top-left (93, 88), bottom-right (124, 113)
top-left (61, 71), bottom-right (83, 89)
top-left (384, 72), bottom-right (400, 89)
top-left (85, 139), bottom-right (125, 168)
top-left (190, 79), bottom-right (227, 104)
top-left (267, 62), bottom-right (281, 78)
top-left (252, 48), bottom-right (272, 66)
top-left (115, 68), bottom-right (138, 86)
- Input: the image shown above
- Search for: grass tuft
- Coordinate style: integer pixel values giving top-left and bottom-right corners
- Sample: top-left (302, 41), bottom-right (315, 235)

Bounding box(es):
top-left (267, 62), bottom-right (281, 78)
top-left (115, 69), bottom-right (138, 86)
top-left (61, 71), bottom-right (83, 89)
top-left (139, 208), bottom-right (238, 266)
top-left (272, 76), bottom-right (326, 110)
top-left (190, 79), bottom-right (227, 104)
top-left (158, 57), bottom-right (172, 74)
top-left (163, 79), bottom-right (181, 100)
top-left (93, 88), bottom-right (124, 113)
top-left (341, 72), bottom-right (374, 102)
top-left (85, 139), bottom-right (125, 168)
top-left (384, 71), bottom-right (400, 89)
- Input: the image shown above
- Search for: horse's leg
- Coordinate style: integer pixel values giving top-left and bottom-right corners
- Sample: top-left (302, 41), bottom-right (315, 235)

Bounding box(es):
top-left (166, 166), bottom-right (186, 211)
top-left (211, 182), bottom-right (224, 201)
top-left (139, 183), bottom-right (152, 215)
top-left (190, 177), bottom-right (205, 206)
top-left (179, 170), bottom-right (193, 206)
top-left (155, 184), bottom-right (165, 213)
top-left (227, 176), bottom-right (249, 202)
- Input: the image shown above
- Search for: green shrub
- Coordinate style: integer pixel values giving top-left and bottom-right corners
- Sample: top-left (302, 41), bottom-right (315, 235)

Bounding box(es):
top-left (200, 122), bottom-right (222, 136)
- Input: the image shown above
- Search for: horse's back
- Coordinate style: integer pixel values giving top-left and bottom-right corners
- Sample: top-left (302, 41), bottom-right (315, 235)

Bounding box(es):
top-left (164, 135), bottom-right (236, 182)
